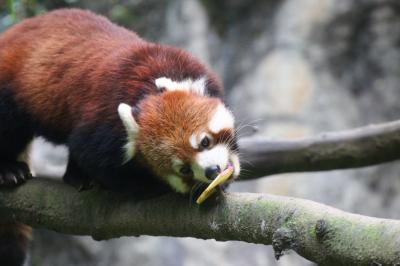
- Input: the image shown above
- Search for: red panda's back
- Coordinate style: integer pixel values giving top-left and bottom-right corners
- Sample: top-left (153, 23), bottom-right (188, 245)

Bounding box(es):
top-left (0, 9), bottom-right (144, 134)
top-left (0, 9), bottom-right (141, 81)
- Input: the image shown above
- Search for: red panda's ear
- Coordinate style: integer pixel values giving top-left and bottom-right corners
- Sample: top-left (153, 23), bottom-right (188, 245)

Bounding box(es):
top-left (155, 77), bottom-right (206, 96)
top-left (155, 77), bottom-right (175, 91)
top-left (118, 103), bottom-right (139, 162)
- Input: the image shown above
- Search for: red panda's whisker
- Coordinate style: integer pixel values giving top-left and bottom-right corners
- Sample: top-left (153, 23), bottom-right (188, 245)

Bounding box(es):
top-left (234, 118), bottom-right (262, 137)
top-left (236, 169), bottom-right (253, 179)
top-left (237, 157), bottom-right (253, 167)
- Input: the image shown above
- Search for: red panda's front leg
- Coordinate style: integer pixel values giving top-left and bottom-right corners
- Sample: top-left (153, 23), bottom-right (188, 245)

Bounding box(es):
top-left (63, 155), bottom-right (94, 191)
top-left (0, 162), bottom-right (32, 187)
top-left (66, 124), bottom-right (169, 197)
top-left (0, 89), bottom-right (33, 266)
top-left (0, 89), bottom-right (34, 187)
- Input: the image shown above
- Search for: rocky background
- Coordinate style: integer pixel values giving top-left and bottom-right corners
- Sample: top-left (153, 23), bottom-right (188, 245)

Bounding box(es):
top-left (1, 0), bottom-right (400, 265)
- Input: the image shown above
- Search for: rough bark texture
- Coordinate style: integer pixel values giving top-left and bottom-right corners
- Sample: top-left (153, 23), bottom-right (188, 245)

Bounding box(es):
top-left (1, 178), bottom-right (400, 266)
top-left (239, 120), bottom-right (400, 179)
top-left (1, 120), bottom-right (400, 264)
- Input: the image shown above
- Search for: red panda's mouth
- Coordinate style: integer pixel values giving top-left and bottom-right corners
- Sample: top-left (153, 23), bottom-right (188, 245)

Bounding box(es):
top-left (227, 153), bottom-right (240, 179)
top-left (195, 163), bottom-right (235, 204)
top-left (224, 160), bottom-right (235, 179)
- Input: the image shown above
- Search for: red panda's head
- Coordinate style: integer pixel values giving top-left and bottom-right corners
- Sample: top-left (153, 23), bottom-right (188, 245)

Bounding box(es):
top-left (118, 77), bottom-right (240, 193)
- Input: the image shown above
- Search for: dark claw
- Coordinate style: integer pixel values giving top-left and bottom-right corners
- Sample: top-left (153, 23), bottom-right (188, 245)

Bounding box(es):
top-left (18, 162), bottom-right (32, 180)
top-left (64, 167), bottom-right (94, 192)
top-left (63, 158), bottom-right (94, 192)
top-left (15, 169), bottom-right (25, 181)
top-left (76, 178), bottom-right (95, 192)
top-left (12, 174), bottom-right (18, 184)
top-left (0, 161), bottom-right (32, 187)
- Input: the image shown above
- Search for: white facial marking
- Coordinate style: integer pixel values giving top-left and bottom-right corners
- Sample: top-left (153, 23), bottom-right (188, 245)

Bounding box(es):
top-left (118, 103), bottom-right (139, 163)
top-left (155, 77), bottom-right (175, 91)
top-left (166, 175), bottom-right (190, 193)
top-left (194, 144), bottom-right (229, 182)
top-left (208, 104), bottom-right (234, 133)
top-left (155, 76), bottom-right (207, 95)
top-left (190, 77), bottom-right (207, 95)
top-left (172, 158), bottom-right (184, 173)
top-left (189, 134), bottom-right (198, 149)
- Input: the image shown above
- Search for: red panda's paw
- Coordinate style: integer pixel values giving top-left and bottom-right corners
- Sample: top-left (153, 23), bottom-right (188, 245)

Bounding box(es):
top-left (63, 170), bottom-right (95, 192)
top-left (63, 158), bottom-right (95, 192)
top-left (67, 176), bottom-right (95, 192)
top-left (0, 161), bottom-right (32, 187)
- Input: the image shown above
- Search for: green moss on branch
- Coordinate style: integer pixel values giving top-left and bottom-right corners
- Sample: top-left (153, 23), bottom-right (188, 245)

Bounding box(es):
top-left (1, 178), bottom-right (400, 265)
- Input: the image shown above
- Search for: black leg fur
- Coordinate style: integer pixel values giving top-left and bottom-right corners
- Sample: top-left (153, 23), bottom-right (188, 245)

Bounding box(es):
top-left (0, 89), bottom-right (33, 265)
top-left (67, 124), bottom-right (170, 198)
top-left (0, 161), bottom-right (32, 187)
top-left (0, 89), bottom-right (34, 188)
top-left (63, 155), bottom-right (94, 191)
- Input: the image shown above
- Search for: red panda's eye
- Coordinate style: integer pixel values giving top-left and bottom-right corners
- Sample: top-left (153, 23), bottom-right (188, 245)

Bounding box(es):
top-left (180, 165), bottom-right (192, 176)
top-left (200, 136), bottom-right (210, 148)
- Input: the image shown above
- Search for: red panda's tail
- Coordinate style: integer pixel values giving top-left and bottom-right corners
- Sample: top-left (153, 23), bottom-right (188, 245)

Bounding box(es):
top-left (0, 221), bottom-right (32, 266)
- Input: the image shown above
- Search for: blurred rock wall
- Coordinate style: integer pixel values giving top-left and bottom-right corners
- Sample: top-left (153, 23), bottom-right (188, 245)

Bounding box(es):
top-left (2, 0), bottom-right (400, 265)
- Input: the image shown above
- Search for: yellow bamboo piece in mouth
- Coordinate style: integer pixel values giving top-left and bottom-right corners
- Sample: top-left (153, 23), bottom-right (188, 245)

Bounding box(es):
top-left (196, 165), bottom-right (234, 204)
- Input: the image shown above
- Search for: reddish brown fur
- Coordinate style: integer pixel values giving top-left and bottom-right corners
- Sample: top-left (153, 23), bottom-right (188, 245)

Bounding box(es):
top-left (138, 91), bottom-right (220, 179)
top-left (212, 129), bottom-right (235, 147)
top-left (0, 9), bottom-right (222, 139)
top-left (0, 9), bottom-right (227, 264)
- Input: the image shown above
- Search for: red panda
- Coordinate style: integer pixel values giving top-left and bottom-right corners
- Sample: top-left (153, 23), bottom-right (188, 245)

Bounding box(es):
top-left (0, 8), bottom-right (240, 265)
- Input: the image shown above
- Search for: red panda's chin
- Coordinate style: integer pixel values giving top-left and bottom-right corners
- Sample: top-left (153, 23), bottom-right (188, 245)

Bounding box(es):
top-left (165, 154), bottom-right (240, 194)
top-left (164, 174), bottom-right (191, 194)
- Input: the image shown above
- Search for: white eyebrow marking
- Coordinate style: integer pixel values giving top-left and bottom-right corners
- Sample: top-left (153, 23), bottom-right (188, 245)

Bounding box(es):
top-left (189, 134), bottom-right (198, 149)
top-left (155, 76), bottom-right (207, 95)
top-left (208, 104), bottom-right (234, 133)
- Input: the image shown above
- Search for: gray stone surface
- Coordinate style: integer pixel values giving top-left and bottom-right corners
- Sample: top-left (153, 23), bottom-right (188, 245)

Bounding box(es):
top-left (3, 0), bottom-right (400, 265)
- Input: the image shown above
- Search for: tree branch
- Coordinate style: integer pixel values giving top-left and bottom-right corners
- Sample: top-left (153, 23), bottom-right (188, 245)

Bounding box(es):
top-left (1, 179), bottom-right (400, 265)
top-left (1, 120), bottom-right (400, 265)
top-left (239, 120), bottom-right (400, 179)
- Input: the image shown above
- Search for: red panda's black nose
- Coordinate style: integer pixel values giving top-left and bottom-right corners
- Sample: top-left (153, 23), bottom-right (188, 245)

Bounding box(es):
top-left (205, 165), bottom-right (221, 180)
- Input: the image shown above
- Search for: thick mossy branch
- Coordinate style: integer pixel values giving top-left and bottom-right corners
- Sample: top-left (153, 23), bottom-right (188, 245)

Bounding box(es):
top-left (1, 178), bottom-right (400, 266)
top-left (239, 120), bottom-right (400, 179)
top-left (1, 120), bottom-right (400, 265)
